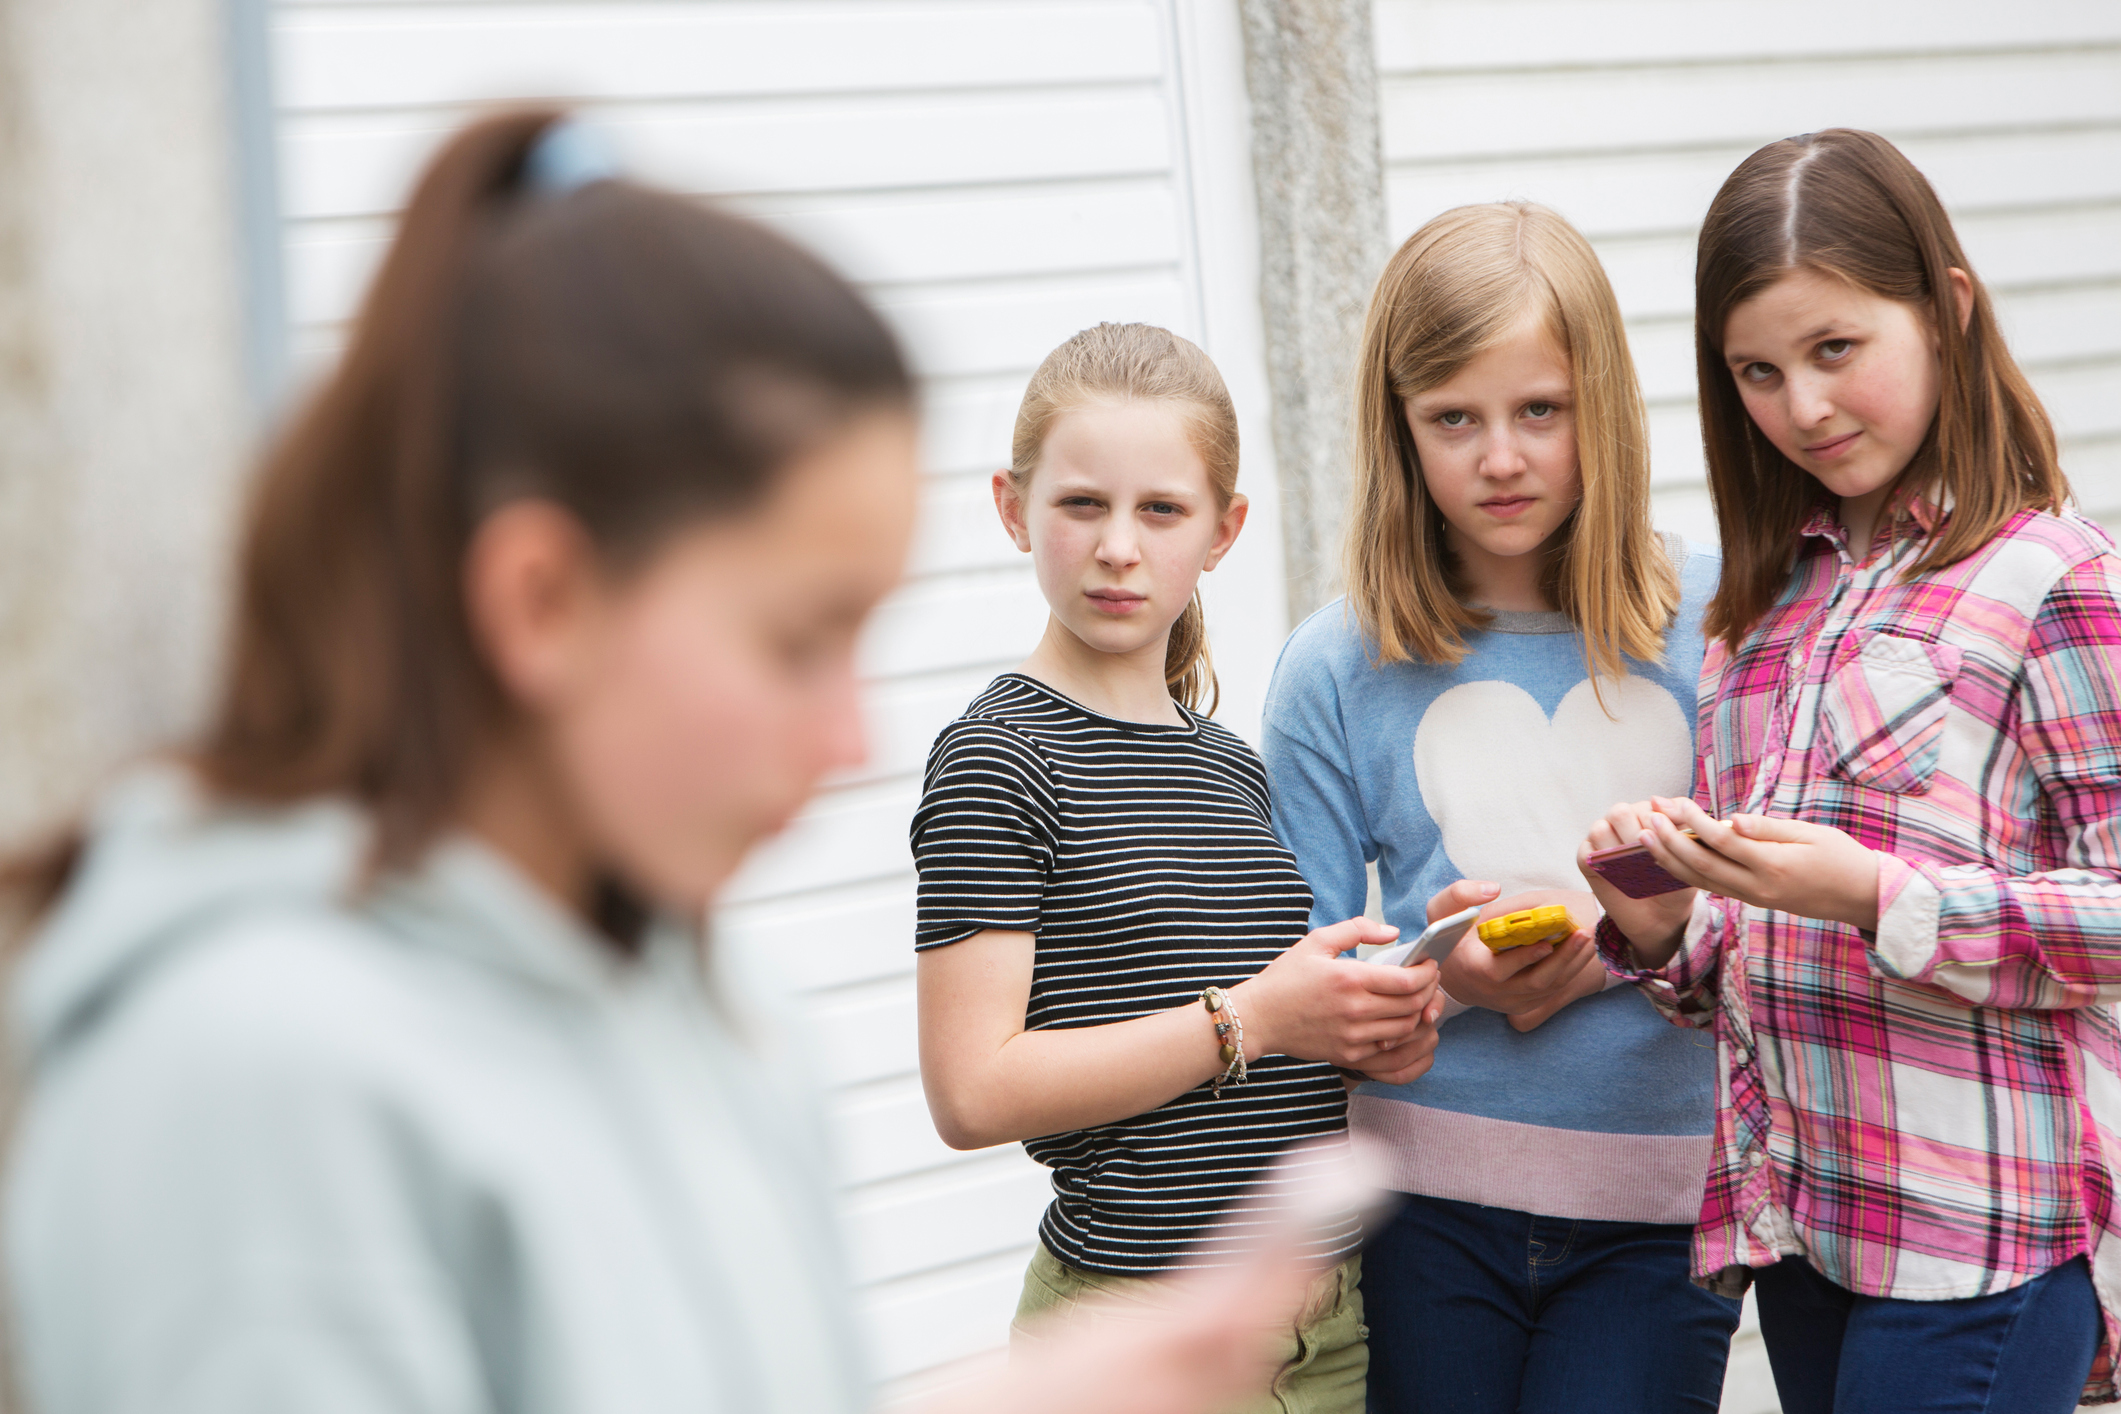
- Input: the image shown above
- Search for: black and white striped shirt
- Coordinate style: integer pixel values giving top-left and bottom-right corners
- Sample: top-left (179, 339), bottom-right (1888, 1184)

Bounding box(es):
top-left (911, 674), bottom-right (1357, 1274)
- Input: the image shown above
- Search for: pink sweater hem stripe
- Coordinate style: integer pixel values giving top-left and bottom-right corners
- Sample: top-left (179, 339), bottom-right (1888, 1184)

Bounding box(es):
top-left (1351, 1095), bottom-right (1712, 1226)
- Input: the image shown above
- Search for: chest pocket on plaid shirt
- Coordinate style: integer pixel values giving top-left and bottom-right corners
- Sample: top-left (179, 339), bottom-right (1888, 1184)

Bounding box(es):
top-left (1814, 631), bottom-right (1962, 793)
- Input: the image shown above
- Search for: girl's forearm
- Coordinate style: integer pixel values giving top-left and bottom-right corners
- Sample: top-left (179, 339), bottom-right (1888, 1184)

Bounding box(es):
top-left (925, 1000), bottom-right (1234, 1150)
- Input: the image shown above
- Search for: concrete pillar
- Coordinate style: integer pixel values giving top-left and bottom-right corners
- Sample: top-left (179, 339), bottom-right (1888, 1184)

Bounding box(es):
top-left (1235, 0), bottom-right (1388, 622)
top-left (0, 0), bottom-right (253, 850)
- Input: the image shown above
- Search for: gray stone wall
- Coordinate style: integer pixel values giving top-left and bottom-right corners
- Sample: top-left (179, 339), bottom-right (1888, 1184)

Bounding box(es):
top-left (0, 0), bottom-right (253, 850)
top-left (1235, 0), bottom-right (1389, 622)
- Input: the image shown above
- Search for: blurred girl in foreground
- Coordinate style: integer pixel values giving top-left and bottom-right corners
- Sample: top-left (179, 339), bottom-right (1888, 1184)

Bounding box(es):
top-left (1, 111), bottom-right (1319, 1414)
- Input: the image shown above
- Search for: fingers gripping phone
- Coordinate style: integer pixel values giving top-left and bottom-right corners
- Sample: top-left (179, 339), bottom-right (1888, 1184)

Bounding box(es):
top-left (1367, 905), bottom-right (1480, 969)
top-left (1584, 828), bottom-right (1701, 899)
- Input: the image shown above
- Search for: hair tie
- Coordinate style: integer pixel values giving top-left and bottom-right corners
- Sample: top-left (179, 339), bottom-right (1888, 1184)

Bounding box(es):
top-left (524, 117), bottom-right (620, 195)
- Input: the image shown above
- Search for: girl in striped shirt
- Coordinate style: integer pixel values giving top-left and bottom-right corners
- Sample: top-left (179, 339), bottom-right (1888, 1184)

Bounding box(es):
top-left (911, 323), bottom-right (1442, 1414)
top-left (1587, 129), bottom-right (2121, 1412)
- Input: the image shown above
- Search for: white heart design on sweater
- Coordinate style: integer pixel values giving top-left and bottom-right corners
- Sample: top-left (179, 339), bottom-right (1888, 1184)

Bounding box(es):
top-left (1412, 676), bottom-right (1693, 895)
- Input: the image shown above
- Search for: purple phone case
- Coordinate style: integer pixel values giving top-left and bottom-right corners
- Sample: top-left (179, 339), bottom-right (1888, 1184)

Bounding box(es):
top-left (1584, 845), bottom-right (1691, 899)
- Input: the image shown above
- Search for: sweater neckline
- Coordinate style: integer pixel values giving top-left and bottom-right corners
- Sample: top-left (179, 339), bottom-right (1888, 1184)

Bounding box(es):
top-left (1477, 606), bottom-right (1575, 635)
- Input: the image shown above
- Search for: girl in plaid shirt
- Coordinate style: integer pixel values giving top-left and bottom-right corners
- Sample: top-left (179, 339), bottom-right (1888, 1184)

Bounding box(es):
top-left (1585, 129), bottom-right (2121, 1411)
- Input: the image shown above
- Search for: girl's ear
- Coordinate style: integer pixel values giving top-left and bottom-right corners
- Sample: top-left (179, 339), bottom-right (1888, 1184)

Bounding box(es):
top-left (463, 499), bottom-right (605, 709)
top-left (992, 469), bottom-right (1032, 552)
top-left (1947, 267), bottom-right (1974, 334)
top-left (1201, 492), bottom-right (1249, 572)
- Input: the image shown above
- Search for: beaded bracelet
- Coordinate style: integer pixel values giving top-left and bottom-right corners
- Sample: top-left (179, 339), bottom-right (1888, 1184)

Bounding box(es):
top-left (1200, 986), bottom-right (1249, 1098)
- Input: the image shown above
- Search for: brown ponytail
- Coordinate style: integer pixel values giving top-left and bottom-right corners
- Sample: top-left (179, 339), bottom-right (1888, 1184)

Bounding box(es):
top-left (5, 106), bottom-right (912, 915)
top-left (1007, 323), bottom-right (1238, 716)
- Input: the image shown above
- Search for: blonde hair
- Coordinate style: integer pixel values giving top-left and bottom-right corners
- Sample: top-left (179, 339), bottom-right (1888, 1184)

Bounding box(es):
top-left (1009, 323), bottom-right (1238, 715)
top-left (1345, 202), bottom-right (1678, 684)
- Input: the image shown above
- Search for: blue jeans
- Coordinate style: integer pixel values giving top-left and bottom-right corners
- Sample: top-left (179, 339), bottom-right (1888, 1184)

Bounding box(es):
top-left (1754, 1255), bottom-right (2101, 1414)
top-left (1362, 1193), bottom-right (1739, 1413)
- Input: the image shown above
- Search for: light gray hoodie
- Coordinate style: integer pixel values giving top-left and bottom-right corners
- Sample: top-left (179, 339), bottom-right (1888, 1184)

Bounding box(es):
top-left (5, 768), bottom-right (865, 1414)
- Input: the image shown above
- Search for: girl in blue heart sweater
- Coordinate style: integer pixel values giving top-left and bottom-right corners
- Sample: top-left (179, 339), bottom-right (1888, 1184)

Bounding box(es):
top-left (1262, 202), bottom-right (1735, 1412)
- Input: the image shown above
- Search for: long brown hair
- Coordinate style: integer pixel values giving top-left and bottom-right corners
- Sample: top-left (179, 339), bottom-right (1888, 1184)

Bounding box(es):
top-left (7, 108), bottom-right (912, 912)
top-left (1346, 202), bottom-right (1678, 680)
top-left (1695, 128), bottom-right (2069, 647)
top-left (1007, 322), bottom-right (1239, 715)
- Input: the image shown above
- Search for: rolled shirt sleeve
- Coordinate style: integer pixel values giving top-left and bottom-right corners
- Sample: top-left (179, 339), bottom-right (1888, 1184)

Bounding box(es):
top-left (1869, 557), bottom-right (2121, 1007)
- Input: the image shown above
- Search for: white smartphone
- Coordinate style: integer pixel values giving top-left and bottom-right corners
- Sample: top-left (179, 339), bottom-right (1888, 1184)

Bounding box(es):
top-left (1366, 905), bottom-right (1480, 969)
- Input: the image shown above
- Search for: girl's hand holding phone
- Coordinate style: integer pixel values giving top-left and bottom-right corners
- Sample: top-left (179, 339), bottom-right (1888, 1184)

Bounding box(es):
top-left (1581, 798), bottom-right (1883, 968)
top-left (1637, 796), bottom-right (1883, 932)
top-left (1419, 880), bottom-right (1607, 1033)
top-left (1233, 918), bottom-right (1444, 1073)
top-left (1580, 801), bottom-right (1700, 965)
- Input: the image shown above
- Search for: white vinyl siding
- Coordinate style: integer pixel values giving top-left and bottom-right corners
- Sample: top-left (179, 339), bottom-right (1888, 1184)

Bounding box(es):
top-left (266, 0), bottom-right (1282, 1391)
top-left (1374, 0), bottom-right (2121, 538)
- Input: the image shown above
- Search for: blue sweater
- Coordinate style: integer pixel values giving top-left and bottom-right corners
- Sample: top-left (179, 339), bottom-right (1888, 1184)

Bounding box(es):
top-left (1260, 543), bottom-right (1720, 1225)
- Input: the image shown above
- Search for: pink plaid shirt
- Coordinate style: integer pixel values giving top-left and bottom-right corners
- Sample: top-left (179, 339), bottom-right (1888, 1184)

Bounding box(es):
top-left (1599, 502), bottom-right (2121, 1401)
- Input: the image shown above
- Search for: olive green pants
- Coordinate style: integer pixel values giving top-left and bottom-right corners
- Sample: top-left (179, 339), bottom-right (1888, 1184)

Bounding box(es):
top-left (1009, 1243), bottom-right (1367, 1414)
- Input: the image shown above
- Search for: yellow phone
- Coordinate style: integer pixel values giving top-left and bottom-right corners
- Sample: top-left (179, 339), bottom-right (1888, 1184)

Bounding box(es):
top-left (1477, 905), bottom-right (1579, 952)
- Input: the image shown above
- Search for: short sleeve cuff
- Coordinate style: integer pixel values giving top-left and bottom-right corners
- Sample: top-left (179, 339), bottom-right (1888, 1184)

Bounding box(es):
top-left (913, 915), bottom-right (1040, 951)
